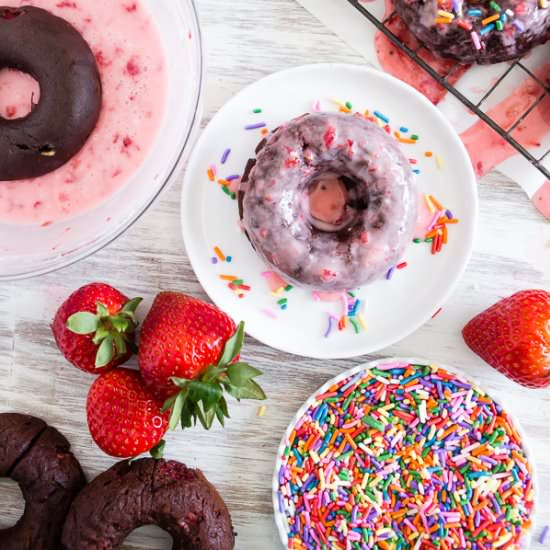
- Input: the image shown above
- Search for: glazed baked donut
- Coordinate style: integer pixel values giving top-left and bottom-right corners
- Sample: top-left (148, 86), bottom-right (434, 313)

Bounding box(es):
top-left (393, 0), bottom-right (549, 64)
top-left (62, 458), bottom-right (235, 550)
top-left (239, 112), bottom-right (418, 291)
top-left (0, 413), bottom-right (86, 550)
top-left (0, 6), bottom-right (102, 180)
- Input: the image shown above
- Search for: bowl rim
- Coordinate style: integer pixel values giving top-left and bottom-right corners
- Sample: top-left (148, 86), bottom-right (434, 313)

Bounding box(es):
top-left (271, 356), bottom-right (537, 549)
top-left (0, 0), bottom-right (205, 281)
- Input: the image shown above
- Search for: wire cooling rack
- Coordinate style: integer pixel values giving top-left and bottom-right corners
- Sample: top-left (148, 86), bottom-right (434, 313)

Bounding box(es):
top-left (346, 0), bottom-right (550, 179)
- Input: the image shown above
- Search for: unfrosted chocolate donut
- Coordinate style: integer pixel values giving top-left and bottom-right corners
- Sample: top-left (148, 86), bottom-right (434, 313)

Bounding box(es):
top-left (0, 6), bottom-right (102, 181)
top-left (0, 413), bottom-right (86, 550)
top-left (62, 458), bottom-right (236, 550)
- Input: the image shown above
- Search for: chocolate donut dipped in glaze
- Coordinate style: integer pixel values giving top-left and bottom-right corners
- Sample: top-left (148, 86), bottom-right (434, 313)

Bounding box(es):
top-left (0, 6), bottom-right (102, 180)
top-left (239, 113), bottom-right (418, 291)
top-left (394, 0), bottom-right (549, 64)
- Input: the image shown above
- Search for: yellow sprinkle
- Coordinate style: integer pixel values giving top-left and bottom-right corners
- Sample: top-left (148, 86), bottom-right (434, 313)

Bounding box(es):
top-left (331, 98), bottom-right (347, 109)
top-left (482, 13), bottom-right (500, 24)
top-left (428, 194), bottom-right (445, 211)
top-left (540, 0), bottom-right (548, 7)
top-left (494, 533), bottom-right (513, 547)
top-left (425, 194), bottom-right (436, 213)
top-left (435, 154), bottom-right (445, 170)
top-left (319, 469), bottom-right (326, 490)
top-left (437, 9), bottom-right (455, 17)
top-left (257, 405), bottom-right (267, 417)
top-left (358, 313), bottom-right (369, 331)
top-left (309, 449), bottom-right (320, 463)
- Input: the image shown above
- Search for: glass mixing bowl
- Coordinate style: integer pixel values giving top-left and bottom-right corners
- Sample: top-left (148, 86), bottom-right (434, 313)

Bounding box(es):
top-left (0, 0), bottom-right (203, 280)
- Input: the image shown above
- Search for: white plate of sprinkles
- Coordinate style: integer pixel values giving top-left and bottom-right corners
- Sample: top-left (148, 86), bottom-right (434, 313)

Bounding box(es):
top-left (181, 64), bottom-right (477, 358)
top-left (272, 357), bottom-right (537, 549)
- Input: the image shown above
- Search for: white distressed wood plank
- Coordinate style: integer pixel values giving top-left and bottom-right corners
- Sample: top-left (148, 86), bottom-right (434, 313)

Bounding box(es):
top-left (0, 0), bottom-right (548, 548)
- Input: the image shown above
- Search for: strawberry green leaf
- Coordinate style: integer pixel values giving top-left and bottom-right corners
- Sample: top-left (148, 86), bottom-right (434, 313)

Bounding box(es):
top-left (112, 333), bottom-right (128, 357)
top-left (161, 394), bottom-right (178, 413)
top-left (169, 391), bottom-right (185, 431)
top-left (217, 321), bottom-right (245, 366)
top-left (111, 316), bottom-right (130, 333)
top-left (188, 380), bottom-right (223, 411)
top-left (92, 325), bottom-right (110, 345)
top-left (227, 362), bottom-right (263, 386)
top-left (122, 297), bottom-right (143, 315)
top-left (204, 407), bottom-right (216, 429)
top-left (219, 396), bottom-right (230, 418)
top-left (96, 301), bottom-right (109, 318)
top-left (215, 406), bottom-right (225, 427)
top-left (226, 378), bottom-right (266, 401)
top-left (194, 403), bottom-right (208, 429)
top-left (170, 376), bottom-right (191, 389)
top-left (95, 335), bottom-right (114, 368)
top-left (149, 439), bottom-right (166, 459)
top-left (66, 312), bottom-right (99, 335)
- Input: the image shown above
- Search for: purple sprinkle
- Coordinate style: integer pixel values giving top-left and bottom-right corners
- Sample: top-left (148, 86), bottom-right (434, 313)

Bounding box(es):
top-left (540, 526), bottom-right (549, 544)
top-left (324, 315), bottom-right (335, 338)
top-left (277, 492), bottom-right (285, 513)
top-left (211, 257), bottom-right (218, 264)
top-left (445, 209), bottom-right (454, 219)
top-left (386, 267), bottom-right (396, 280)
top-left (226, 174), bottom-right (240, 181)
top-left (245, 122), bottom-right (267, 130)
top-left (220, 148), bottom-right (231, 164)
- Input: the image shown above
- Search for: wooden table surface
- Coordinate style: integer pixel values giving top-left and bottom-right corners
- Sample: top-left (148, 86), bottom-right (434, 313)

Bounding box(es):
top-left (0, 0), bottom-right (549, 548)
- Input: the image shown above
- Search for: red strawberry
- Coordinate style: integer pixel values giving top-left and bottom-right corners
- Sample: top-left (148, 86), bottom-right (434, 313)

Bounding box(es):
top-left (463, 289), bottom-right (550, 388)
top-left (87, 367), bottom-right (169, 458)
top-left (52, 282), bottom-right (142, 374)
top-left (138, 292), bottom-right (266, 431)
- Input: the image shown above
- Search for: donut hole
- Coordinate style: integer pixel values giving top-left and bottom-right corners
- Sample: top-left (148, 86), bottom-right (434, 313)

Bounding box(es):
top-left (0, 68), bottom-right (41, 120)
top-left (305, 172), bottom-right (367, 232)
top-left (0, 478), bottom-right (25, 529)
top-left (123, 524), bottom-right (173, 549)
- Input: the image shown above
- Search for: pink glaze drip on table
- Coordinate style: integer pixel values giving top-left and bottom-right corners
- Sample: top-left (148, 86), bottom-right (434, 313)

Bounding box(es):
top-left (374, 0), bottom-right (550, 216)
top-left (0, 0), bottom-right (168, 226)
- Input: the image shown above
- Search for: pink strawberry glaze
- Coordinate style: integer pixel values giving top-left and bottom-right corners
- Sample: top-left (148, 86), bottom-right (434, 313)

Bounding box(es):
top-left (375, 0), bottom-right (469, 105)
top-left (461, 64), bottom-right (550, 177)
top-left (0, 0), bottom-right (167, 226)
top-left (375, 3), bottom-right (549, 216)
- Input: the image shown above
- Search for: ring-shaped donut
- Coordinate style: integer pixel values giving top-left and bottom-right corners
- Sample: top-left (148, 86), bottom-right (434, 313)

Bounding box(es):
top-left (0, 6), bottom-right (102, 181)
top-left (393, 0), bottom-right (550, 65)
top-left (62, 458), bottom-right (236, 550)
top-left (239, 112), bottom-right (419, 291)
top-left (0, 413), bottom-right (86, 550)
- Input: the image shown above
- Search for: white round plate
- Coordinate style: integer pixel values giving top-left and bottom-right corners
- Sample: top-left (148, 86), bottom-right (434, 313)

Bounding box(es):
top-left (181, 64), bottom-right (477, 358)
top-left (271, 357), bottom-right (537, 549)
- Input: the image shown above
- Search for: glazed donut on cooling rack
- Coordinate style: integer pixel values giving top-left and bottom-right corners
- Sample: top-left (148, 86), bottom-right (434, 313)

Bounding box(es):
top-left (239, 112), bottom-right (418, 291)
top-left (393, 0), bottom-right (550, 65)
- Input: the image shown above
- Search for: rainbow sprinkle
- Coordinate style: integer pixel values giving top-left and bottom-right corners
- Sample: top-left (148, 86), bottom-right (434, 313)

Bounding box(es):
top-left (276, 362), bottom-right (535, 550)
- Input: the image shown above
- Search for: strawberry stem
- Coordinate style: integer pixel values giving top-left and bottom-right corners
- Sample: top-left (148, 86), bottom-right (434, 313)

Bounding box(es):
top-left (66, 297), bottom-right (143, 368)
top-left (164, 322), bottom-right (267, 431)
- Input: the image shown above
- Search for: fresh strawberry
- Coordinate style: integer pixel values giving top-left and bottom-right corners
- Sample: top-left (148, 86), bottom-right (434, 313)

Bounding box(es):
top-left (138, 292), bottom-right (266, 430)
top-left (52, 282), bottom-right (142, 374)
top-left (463, 289), bottom-right (550, 388)
top-left (87, 367), bottom-right (169, 458)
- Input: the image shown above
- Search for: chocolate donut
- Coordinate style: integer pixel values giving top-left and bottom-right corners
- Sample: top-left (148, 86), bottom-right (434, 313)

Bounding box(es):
top-left (62, 458), bottom-right (235, 550)
top-left (0, 413), bottom-right (86, 550)
top-left (394, 0), bottom-right (549, 64)
top-left (0, 6), bottom-right (102, 181)
top-left (239, 113), bottom-right (418, 291)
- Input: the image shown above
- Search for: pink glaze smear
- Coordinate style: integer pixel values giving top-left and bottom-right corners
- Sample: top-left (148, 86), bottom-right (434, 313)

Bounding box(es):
top-left (0, 0), bottom-right (168, 226)
top-left (375, 0), bottom-right (549, 216)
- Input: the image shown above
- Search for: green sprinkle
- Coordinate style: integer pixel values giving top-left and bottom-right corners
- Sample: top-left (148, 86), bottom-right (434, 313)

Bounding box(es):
top-left (425, 238), bottom-right (434, 242)
top-left (232, 279), bottom-right (244, 286)
top-left (277, 298), bottom-right (288, 305)
top-left (345, 101), bottom-right (353, 110)
top-left (410, 134), bottom-right (419, 140)
top-left (349, 318), bottom-right (361, 334)
top-left (253, 108), bottom-right (262, 113)
top-left (495, 20), bottom-right (503, 30)
top-left (284, 285), bottom-right (294, 291)
top-left (413, 238), bottom-right (422, 243)
top-left (490, 1), bottom-right (501, 10)
top-left (363, 415), bottom-right (385, 432)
